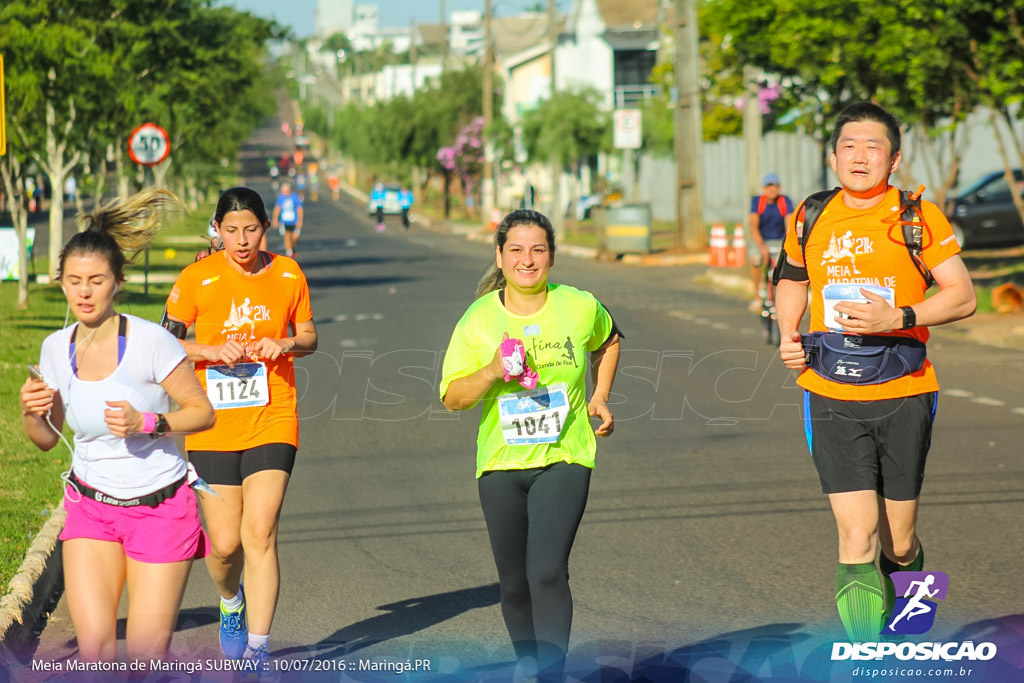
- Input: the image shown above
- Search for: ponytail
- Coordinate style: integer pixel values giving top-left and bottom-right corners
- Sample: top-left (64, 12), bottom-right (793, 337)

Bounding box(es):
top-left (60, 188), bottom-right (183, 282)
top-left (474, 263), bottom-right (506, 299)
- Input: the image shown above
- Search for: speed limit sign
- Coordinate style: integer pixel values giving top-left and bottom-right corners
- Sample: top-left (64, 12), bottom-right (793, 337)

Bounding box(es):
top-left (613, 109), bottom-right (642, 150)
top-left (128, 123), bottom-right (171, 166)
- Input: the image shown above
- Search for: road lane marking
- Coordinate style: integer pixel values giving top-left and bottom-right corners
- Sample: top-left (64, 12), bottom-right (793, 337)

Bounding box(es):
top-left (943, 389), bottom-right (973, 398)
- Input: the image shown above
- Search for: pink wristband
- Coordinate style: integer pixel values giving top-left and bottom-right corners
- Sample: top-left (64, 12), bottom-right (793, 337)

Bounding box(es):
top-left (142, 412), bottom-right (157, 434)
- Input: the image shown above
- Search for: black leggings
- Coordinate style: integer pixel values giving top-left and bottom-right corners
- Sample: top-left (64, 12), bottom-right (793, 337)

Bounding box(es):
top-left (478, 462), bottom-right (592, 669)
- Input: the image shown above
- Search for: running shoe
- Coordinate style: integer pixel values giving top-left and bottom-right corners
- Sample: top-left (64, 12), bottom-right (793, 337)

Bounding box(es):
top-left (244, 643), bottom-right (270, 672)
top-left (376, 223), bottom-right (386, 232)
top-left (219, 587), bottom-right (248, 659)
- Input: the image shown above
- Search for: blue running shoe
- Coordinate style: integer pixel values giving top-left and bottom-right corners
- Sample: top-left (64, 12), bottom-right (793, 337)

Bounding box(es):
top-left (244, 643), bottom-right (270, 672)
top-left (219, 587), bottom-right (247, 659)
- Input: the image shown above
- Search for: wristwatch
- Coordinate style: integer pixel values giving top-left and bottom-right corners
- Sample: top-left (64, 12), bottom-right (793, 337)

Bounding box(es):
top-left (900, 306), bottom-right (917, 330)
top-left (151, 413), bottom-right (169, 439)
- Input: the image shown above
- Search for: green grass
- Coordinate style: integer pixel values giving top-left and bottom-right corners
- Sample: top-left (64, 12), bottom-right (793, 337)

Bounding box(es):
top-left (0, 205), bottom-right (210, 591)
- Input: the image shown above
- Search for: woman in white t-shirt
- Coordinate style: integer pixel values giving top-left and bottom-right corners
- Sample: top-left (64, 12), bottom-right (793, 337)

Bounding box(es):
top-left (18, 188), bottom-right (215, 662)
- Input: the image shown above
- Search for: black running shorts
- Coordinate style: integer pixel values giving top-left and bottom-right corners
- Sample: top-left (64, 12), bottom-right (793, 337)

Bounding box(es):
top-left (802, 391), bottom-right (937, 501)
top-left (189, 443), bottom-right (297, 486)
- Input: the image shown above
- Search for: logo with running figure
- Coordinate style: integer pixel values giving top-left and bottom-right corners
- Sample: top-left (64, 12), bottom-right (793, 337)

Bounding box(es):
top-left (529, 335), bottom-right (579, 369)
top-left (820, 230), bottom-right (875, 274)
top-left (885, 571), bottom-right (949, 635)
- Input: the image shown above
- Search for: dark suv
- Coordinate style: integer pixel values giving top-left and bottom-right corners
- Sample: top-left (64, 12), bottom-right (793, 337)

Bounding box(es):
top-left (948, 169), bottom-right (1024, 249)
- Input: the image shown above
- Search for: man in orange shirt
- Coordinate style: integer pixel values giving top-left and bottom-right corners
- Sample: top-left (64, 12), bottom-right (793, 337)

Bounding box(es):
top-left (774, 102), bottom-right (976, 642)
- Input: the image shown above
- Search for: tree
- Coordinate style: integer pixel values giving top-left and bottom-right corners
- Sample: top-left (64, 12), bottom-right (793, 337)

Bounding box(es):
top-left (0, 153), bottom-right (32, 308)
top-left (521, 88), bottom-right (610, 223)
top-left (0, 0), bottom-right (281, 298)
top-left (700, 0), bottom-right (987, 204)
top-left (1, 0), bottom-right (113, 281)
top-left (955, 0), bottom-right (1024, 224)
top-left (438, 117), bottom-right (486, 216)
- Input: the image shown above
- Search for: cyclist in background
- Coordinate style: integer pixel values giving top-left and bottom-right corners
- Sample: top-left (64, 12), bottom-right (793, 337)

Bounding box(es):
top-left (748, 174), bottom-right (793, 311)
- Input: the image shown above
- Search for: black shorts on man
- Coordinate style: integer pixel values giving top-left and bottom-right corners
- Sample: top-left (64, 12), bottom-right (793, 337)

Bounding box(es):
top-left (802, 391), bottom-right (937, 500)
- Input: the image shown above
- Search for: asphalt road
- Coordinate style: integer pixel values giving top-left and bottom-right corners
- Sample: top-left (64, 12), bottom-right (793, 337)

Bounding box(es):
top-left (11, 121), bottom-right (1024, 683)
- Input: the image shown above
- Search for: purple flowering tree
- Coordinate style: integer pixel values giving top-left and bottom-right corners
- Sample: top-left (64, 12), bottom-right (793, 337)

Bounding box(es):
top-left (437, 116), bottom-right (485, 218)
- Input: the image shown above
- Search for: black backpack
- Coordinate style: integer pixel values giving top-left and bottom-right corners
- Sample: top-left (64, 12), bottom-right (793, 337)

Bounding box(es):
top-left (773, 186), bottom-right (934, 288)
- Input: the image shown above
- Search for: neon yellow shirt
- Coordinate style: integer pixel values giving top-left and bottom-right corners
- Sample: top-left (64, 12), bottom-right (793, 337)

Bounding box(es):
top-left (441, 283), bottom-right (614, 477)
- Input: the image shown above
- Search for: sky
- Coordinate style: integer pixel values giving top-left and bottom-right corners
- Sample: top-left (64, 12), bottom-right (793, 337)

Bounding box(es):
top-left (221, 0), bottom-right (554, 38)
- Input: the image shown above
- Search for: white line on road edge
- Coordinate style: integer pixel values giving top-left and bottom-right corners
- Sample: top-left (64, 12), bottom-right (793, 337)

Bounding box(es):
top-left (970, 397), bottom-right (1006, 407)
top-left (942, 389), bottom-right (974, 398)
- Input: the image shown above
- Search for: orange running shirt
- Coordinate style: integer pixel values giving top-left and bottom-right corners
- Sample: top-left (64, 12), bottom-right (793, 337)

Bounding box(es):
top-left (166, 252), bottom-right (313, 451)
top-left (782, 186), bottom-right (962, 401)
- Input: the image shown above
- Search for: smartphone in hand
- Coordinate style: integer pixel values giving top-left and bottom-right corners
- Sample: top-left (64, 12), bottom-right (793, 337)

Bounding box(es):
top-left (28, 364), bottom-right (44, 381)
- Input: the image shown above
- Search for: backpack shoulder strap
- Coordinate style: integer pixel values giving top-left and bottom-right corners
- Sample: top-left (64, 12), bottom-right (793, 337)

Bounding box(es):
top-left (798, 188), bottom-right (842, 266)
top-left (899, 189), bottom-right (934, 288)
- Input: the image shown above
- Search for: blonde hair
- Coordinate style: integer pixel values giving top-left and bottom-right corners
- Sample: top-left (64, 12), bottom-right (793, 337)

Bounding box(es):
top-left (61, 188), bottom-right (183, 281)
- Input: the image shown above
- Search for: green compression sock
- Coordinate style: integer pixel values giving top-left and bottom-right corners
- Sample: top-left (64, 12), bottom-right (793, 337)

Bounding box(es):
top-left (880, 546), bottom-right (924, 627)
top-left (836, 562), bottom-right (884, 641)
top-left (905, 546), bottom-right (924, 572)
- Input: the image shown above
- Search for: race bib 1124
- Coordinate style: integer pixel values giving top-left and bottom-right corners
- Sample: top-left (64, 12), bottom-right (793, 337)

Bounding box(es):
top-left (205, 362), bottom-right (269, 409)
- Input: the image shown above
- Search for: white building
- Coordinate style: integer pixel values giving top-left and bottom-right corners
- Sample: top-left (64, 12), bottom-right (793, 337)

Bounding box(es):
top-left (315, 0), bottom-right (354, 38)
top-left (557, 0), bottom-right (662, 110)
top-left (449, 10), bottom-right (483, 57)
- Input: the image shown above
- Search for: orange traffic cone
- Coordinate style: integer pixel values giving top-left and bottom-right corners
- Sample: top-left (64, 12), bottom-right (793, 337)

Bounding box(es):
top-left (732, 224), bottom-right (747, 267)
top-left (709, 224), bottom-right (728, 267)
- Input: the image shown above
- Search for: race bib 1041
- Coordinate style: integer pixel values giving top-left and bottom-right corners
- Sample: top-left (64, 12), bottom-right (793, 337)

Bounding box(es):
top-left (497, 383), bottom-right (569, 446)
top-left (205, 362), bottom-right (269, 409)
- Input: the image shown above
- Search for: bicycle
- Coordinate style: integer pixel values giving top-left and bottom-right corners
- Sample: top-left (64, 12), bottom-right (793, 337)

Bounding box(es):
top-left (759, 241), bottom-right (783, 346)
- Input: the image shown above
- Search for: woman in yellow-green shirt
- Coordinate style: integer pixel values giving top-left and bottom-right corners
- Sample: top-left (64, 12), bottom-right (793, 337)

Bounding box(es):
top-left (440, 209), bottom-right (621, 681)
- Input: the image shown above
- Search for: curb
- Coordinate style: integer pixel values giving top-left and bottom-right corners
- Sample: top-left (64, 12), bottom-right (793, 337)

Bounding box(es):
top-left (704, 267), bottom-right (754, 295)
top-left (0, 505), bottom-right (65, 661)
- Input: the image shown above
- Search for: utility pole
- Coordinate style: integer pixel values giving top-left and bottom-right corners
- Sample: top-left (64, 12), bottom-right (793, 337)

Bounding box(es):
top-left (410, 18), bottom-right (417, 88)
top-left (440, 0), bottom-right (448, 72)
top-left (548, 0), bottom-right (562, 232)
top-left (743, 65), bottom-right (762, 237)
top-left (482, 0), bottom-right (494, 230)
top-left (673, 0), bottom-right (703, 250)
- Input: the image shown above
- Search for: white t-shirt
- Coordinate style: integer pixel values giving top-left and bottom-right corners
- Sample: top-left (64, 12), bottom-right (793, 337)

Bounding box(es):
top-left (38, 314), bottom-right (189, 498)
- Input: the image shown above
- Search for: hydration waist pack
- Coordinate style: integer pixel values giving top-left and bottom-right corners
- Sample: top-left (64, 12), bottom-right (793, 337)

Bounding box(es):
top-left (801, 332), bottom-right (927, 385)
